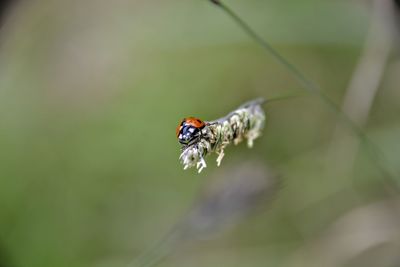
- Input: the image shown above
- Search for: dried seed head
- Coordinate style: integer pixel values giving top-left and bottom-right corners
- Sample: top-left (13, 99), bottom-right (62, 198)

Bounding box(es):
top-left (178, 98), bottom-right (266, 173)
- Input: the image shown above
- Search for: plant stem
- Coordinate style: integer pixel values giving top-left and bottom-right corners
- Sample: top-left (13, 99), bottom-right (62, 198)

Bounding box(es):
top-left (211, 0), bottom-right (399, 190)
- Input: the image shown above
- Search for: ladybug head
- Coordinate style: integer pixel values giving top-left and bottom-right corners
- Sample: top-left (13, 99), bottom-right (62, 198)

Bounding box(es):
top-left (176, 117), bottom-right (205, 145)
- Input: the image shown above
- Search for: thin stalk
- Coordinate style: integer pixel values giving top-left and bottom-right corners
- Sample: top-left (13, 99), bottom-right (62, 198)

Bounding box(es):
top-left (265, 92), bottom-right (305, 104)
top-left (210, 1), bottom-right (398, 189)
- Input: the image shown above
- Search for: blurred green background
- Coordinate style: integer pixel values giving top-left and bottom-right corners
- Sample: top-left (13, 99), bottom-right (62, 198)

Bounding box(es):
top-left (0, 0), bottom-right (400, 266)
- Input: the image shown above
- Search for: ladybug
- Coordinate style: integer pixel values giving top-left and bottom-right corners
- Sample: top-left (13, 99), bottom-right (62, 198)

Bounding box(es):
top-left (176, 117), bottom-right (206, 145)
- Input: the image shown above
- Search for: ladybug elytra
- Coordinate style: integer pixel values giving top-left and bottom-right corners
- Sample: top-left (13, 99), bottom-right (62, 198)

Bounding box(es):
top-left (176, 117), bottom-right (206, 145)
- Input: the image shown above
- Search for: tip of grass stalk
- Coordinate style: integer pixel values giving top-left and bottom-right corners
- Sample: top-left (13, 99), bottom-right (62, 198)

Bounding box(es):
top-left (209, 0), bottom-right (221, 5)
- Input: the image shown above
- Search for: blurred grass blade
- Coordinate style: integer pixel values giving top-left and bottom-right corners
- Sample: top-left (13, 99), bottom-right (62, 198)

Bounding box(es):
top-left (210, 0), bottom-right (399, 190)
top-left (130, 161), bottom-right (278, 267)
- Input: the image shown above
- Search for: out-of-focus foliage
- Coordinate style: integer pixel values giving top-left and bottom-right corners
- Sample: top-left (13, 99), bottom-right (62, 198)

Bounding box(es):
top-left (0, 0), bottom-right (399, 267)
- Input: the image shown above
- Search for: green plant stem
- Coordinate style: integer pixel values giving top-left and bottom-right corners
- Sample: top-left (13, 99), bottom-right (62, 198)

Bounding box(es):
top-left (265, 93), bottom-right (305, 104)
top-left (211, 1), bottom-right (399, 190)
top-left (215, 2), bottom-right (358, 132)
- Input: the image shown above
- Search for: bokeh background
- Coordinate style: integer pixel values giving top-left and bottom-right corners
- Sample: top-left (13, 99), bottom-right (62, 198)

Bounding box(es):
top-left (1, 0), bottom-right (400, 267)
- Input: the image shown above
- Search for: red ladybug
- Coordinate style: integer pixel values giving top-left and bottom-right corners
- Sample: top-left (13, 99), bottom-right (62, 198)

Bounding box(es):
top-left (176, 117), bottom-right (206, 145)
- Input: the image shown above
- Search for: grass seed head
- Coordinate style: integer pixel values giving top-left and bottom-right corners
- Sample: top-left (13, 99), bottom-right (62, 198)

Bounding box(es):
top-left (179, 98), bottom-right (266, 173)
